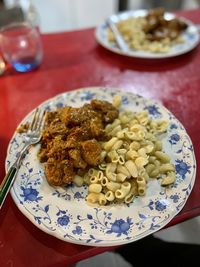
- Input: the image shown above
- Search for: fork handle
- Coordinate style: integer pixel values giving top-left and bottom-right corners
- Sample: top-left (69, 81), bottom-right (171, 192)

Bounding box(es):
top-left (0, 166), bottom-right (17, 209)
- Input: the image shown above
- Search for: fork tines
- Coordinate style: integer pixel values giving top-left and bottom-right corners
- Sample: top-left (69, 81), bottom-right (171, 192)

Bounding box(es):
top-left (30, 108), bottom-right (46, 132)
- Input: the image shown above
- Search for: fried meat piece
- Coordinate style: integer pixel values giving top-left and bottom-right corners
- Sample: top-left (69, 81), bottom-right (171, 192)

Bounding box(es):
top-left (87, 117), bottom-right (105, 139)
top-left (58, 106), bottom-right (93, 126)
top-left (45, 110), bottom-right (58, 125)
top-left (81, 139), bottom-right (101, 166)
top-left (47, 139), bottom-right (68, 160)
top-left (66, 126), bottom-right (91, 148)
top-left (91, 99), bottom-right (119, 123)
top-left (48, 121), bottom-right (68, 136)
top-left (144, 7), bottom-right (188, 42)
top-left (68, 148), bottom-right (87, 169)
top-left (45, 159), bottom-right (74, 186)
top-left (17, 122), bottom-right (29, 133)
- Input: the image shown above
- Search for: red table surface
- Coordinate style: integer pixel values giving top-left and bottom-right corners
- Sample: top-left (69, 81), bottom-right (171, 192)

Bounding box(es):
top-left (0, 8), bottom-right (200, 267)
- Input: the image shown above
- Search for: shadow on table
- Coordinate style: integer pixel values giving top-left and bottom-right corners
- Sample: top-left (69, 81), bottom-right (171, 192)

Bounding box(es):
top-left (116, 234), bottom-right (200, 267)
top-left (95, 44), bottom-right (199, 73)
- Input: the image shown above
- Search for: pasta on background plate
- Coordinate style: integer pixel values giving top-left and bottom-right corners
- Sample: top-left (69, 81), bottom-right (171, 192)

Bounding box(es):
top-left (73, 96), bottom-right (176, 206)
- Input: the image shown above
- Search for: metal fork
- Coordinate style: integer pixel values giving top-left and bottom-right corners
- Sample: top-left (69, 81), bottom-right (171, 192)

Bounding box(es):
top-left (0, 108), bottom-right (46, 209)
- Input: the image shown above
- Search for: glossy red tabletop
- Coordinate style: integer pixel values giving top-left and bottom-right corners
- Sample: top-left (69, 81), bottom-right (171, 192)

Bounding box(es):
top-left (0, 9), bottom-right (200, 267)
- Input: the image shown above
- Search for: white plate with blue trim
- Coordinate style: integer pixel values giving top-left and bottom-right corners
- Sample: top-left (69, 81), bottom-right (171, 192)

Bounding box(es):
top-left (6, 87), bottom-right (196, 246)
top-left (95, 10), bottom-right (200, 59)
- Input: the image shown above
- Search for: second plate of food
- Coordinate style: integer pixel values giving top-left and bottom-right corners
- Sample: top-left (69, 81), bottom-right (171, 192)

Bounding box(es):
top-left (95, 8), bottom-right (200, 58)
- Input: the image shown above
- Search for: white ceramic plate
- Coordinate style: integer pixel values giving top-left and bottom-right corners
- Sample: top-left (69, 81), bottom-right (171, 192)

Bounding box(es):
top-left (95, 10), bottom-right (200, 58)
top-left (6, 87), bottom-right (196, 246)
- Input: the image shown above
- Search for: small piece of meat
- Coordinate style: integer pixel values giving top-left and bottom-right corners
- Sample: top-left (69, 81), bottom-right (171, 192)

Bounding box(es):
top-left (89, 117), bottom-right (105, 138)
top-left (48, 121), bottom-right (68, 136)
top-left (45, 111), bottom-right (58, 125)
top-left (68, 148), bottom-right (87, 169)
top-left (17, 122), bottom-right (29, 133)
top-left (57, 107), bottom-right (72, 125)
top-left (65, 138), bottom-right (78, 149)
top-left (91, 99), bottom-right (114, 111)
top-left (147, 27), bottom-right (169, 41)
top-left (168, 30), bottom-right (179, 40)
top-left (45, 161), bottom-right (63, 186)
top-left (45, 159), bottom-right (74, 186)
top-left (81, 139), bottom-right (101, 166)
top-left (58, 106), bottom-right (90, 126)
top-left (66, 127), bottom-right (91, 148)
top-left (144, 15), bottom-right (160, 33)
top-left (40, 129), bottom-right (52, 143)
top-left (62, 160), bottom-right (75, 184)
top-left (46, 138), bottom-right (68, 161)
top-left (167, 19), bottom-right (187, 32)
top-left (70, 126), bottom-right (91, 140)
top-left (91, 99), bottom-right (119, 123)
top-left (104, 110), bottom-right (119, 123)
top-left (38, 148), bottom-right (48, 163)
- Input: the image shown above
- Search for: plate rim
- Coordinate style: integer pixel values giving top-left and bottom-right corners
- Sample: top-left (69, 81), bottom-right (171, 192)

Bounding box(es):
top-left (7, 86), bottom-right (197, 246)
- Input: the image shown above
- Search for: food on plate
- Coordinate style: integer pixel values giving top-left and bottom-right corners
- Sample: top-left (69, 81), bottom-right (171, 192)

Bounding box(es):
top-left (143, 8), bottom-right (187, 41)
top-left (38, 96), bottom-right (176, 206)
top-left (107, 7), bottom-right (188, 53)
top-left (38, 99), bottom-right (119, 186)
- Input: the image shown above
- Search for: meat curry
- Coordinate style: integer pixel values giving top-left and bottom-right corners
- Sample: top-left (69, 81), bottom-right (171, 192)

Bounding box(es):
top-left (38, 99), bottom-right (119, 186)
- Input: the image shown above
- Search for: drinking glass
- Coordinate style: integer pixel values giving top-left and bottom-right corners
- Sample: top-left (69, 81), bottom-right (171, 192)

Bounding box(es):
top-left (0, 22), bottom-right (43, 72)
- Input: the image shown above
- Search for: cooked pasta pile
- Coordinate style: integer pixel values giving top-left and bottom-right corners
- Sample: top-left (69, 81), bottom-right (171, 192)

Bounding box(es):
top-left (73, 96), bottom-right (176, 205)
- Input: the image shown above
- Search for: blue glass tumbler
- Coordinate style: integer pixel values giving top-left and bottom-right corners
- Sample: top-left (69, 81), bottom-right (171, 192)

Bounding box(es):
top-left (0, 22), bottom-right (43, 72)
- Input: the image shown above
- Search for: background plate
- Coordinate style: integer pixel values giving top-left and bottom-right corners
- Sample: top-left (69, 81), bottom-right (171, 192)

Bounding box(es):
top-left (95, 10), bottom-right (200, 59)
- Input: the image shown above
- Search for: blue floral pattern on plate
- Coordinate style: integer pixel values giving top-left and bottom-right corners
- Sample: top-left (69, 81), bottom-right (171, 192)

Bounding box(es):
top-left (95, 9), bottom-right (200, 59)
top-left (6, 87), bottom-right (196, 246)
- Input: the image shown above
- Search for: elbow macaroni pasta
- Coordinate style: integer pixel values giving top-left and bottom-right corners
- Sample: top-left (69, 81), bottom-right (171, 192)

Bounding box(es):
top-left (79, 97), bottom-right (176, 206)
